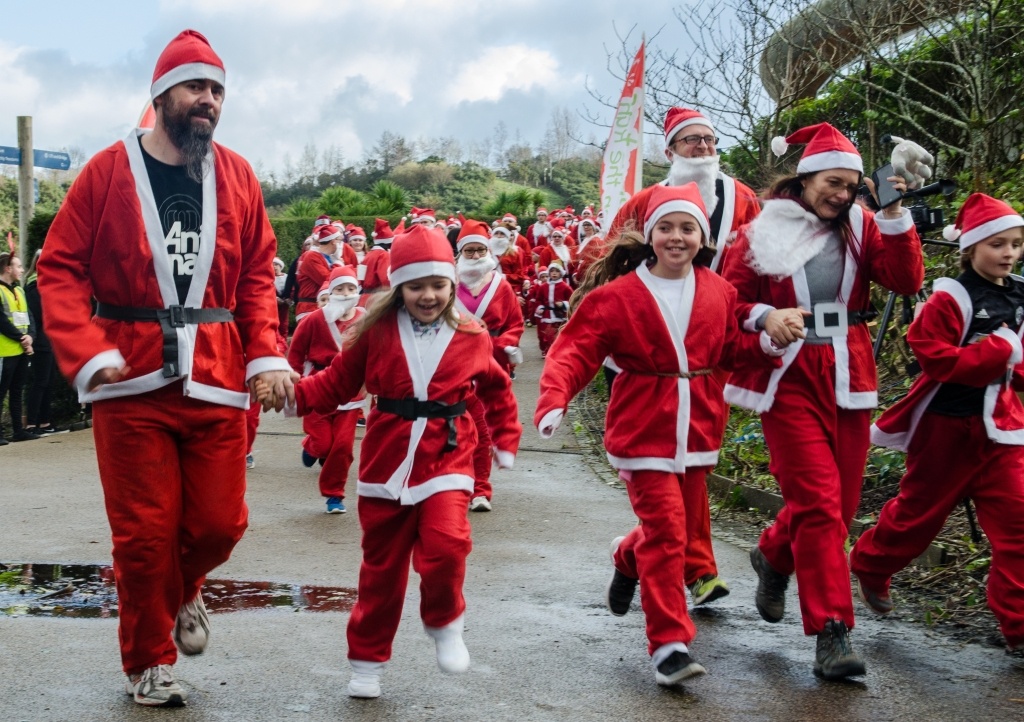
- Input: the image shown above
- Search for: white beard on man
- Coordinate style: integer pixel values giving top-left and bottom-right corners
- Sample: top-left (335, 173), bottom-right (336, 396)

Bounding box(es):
top-left (666, 154), bottom-right (720, 217)
top-left (457, 254), bottom-right (497, 290)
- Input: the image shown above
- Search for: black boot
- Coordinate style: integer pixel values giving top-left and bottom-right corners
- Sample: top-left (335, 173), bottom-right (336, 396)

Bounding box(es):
top-left (749, 547), bottom-right (788, 623)
top-left (814, 619), bottom-right (866, 680)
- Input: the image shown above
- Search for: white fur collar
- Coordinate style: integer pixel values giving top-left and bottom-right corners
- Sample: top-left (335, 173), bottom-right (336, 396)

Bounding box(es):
top-left (747, 199), bottom-right (829, 278)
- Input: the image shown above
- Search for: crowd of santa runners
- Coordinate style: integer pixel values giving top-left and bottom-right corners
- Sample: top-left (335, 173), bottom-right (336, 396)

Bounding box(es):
top-left (24, 28), bottom-right (1024, 709)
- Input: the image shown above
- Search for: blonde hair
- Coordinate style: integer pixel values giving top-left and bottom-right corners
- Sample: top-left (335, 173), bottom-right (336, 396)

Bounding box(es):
top-left (347, 279), bottom-right (479, 347)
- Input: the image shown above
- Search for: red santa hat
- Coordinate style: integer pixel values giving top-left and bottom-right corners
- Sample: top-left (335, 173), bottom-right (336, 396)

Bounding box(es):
top-left (313, 215), bottom-right (332, 230)
top-left (664, 107), bottom-right (715, 150)
top-left (642, 182), bottom-right (710, 244)
top-left (501, 213), bottom-right (518, 225)
top-left (371, 218), bottom-right (394, 240)
top-left (579, 217), bottom-right (598, 230)
top-left (272, 257), bottom-right (284, 268)
top-left (388, 224), bottom-right (457, 287)
top-left (151, 30), bottom-right (225, 100)
top-left (314, 225), bottom-right (342, 245)
top-left (581, 205), bottom-right (595, 217)
top-left (536, 207), bottom-right (549, 215)
top-left (456, 220), bottom-right (493, 252)
top-left (771, 123), bottom-right (863, 175)
top-left (317, 282), bottom-right (331, 301)
top-left (447, 216), bottom-right (462, 229)
top-left (409, 207), bottom-right (437, 225)
top-left (943, 193), bottom-right (1024, 251)
top-left (538, 265), bottom-right (549, 276)
top-left (491, 226), bottom-right (511, 238)
top-left (327, 265), bottom-right (360, 292)
top-left (347, 226), bottom-right (366, 241)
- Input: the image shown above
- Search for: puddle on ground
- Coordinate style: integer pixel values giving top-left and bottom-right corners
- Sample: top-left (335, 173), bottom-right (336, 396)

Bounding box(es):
top-left (0, 562), bottom-right (356, 618)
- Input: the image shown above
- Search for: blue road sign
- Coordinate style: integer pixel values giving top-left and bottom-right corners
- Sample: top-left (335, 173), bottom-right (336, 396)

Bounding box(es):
top-left (0, 146), bottom-right (72, 170)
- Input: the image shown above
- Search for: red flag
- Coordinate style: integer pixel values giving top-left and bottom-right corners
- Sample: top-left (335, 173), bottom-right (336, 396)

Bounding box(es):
top-left (6, 231), bottom-right (13, 253)
top-left (599, 42), bottom-right (645, 233)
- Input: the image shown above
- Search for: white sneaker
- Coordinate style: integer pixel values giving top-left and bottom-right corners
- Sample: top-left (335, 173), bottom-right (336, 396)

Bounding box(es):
top-left (348, 660), bottom-right (384, 698)
top-left (125, 664), bottom-right (187, 707)
top-left (424, 615), bottom-right (471, 673)
top-left (173, 593), bottom-right (210, 656)
top-left (469, 496), bottom-right (492, 512)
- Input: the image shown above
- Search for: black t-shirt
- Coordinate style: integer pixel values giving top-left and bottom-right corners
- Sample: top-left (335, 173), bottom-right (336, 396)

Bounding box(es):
top-left (140, 138), bottom-right (203, 304)
top-left (927, 267), bottom-right (1024, 416)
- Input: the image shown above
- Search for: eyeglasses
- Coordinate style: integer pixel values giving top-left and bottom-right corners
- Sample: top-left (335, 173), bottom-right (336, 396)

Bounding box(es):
top-left (461, 248), bottom-right (488, 258)
top-left (674, 134), bottom-right (718, 148)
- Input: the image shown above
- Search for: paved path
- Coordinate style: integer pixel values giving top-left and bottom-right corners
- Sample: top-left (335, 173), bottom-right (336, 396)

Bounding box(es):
top-left (1, 336), bottom-right (1021, 720)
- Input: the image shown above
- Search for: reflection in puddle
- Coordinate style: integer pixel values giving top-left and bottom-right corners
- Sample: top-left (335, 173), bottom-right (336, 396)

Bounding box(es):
top-left (0, 562), bottom-right (356, 618)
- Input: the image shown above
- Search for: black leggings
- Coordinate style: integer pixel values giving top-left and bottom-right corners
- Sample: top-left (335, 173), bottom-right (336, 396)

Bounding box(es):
top-left (0, 353), bottom-right (29, 435)
top-left (26, 349), bottom-right (55, 427)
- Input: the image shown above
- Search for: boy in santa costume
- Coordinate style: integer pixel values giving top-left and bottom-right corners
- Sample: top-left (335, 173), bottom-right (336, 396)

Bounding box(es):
top-left (535, 183), bottom-right (780, 687)
top-left (261, 224), bottom-right (521, 698)
top-left (850, 194), bottom-right (1024, 657)
top-left (533, 260), bottom-right (573, 357)
top-left (526, 207), bottom-right (553, 248)
top-left (454, 220), bottom-right (525, 511)
top-left (721, 122), bottom-right (924, 680)
top-left (287, 266), bottom-right (366, 513)
top-left (37, 29), bottom-right (293, 706)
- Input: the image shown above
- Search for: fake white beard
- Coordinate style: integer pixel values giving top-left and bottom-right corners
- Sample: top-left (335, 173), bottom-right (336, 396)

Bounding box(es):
top-left (666, 154), bottom-right (720, 217)
top-left (457, 255), bottom-right (497, 288)
top-left (534, 221), bottom-right (551, 236)
top-left (490, 236), bottom-right (511, 256)
top-left (323, 294), bottom-right (358, 323)
top-left (551, 243), bottom-right (570, 265)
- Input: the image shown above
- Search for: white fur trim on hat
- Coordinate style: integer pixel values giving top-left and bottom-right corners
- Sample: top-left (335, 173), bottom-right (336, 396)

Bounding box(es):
top-left (643, 199), bottom-right (710, 245)
top-left (958, 215), bottom-right (1024, 251)
top-left (457, 234), bottom-right (490, 253)
top-left (770, 136), bottom-right (789, 157)
top-left (328, 273), bottom-right (360, 292)
top-left (272, 257), bottom-right (284, 267)
top-left (151, 62), bottom-right (226, 100)
top-left (491, 227), bottom-right (511, 237)
top-left (388, 261), bottom-right (456, 287)
top-left (797, 150), bottom-right (863, 175)
top-left (317, 230), bottom-right (342, 245)
top-left (665, 117), bottom-right (716, 148)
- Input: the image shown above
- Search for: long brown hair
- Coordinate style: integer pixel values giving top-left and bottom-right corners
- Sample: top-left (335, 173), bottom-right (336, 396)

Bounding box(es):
top-left (346, 279), bottom-right (478, 348)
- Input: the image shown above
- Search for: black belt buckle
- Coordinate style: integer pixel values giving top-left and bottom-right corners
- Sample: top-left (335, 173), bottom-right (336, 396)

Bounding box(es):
top-left (168, 305), bottom-right (186, 328)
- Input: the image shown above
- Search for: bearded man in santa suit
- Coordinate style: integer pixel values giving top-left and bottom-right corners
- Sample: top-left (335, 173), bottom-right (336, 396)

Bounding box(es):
top-left (38, 29), bottom-right (293, 707)
top-left (607, 107), bottom-right (760, 273)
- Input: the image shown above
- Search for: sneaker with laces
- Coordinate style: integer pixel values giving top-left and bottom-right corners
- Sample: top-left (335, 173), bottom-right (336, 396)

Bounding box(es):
top-left (854, 574), bottom-right (893, 615)
top-left (469, 496), bottom-right (492, 512)
top-left (750, 547), bottom-right (789, 623)
top-left (245, 453), bottom-right (255, 469)
top-left (813, 619), bottom-right (866, 680)
top-left (326, 497), bottom-right (346, 514)
top-left (173, 593), bottom-right (210, 656)
top-left (688, 575), bottom-right (730, 606)
top-left (606, 536), bottom-right (638, 616)
top-left (655, 650), bottom-right (706, 686)
top-left (125, 665), bottom-right (187, 707)
top-left (348, 660), bottom-right (383, 698)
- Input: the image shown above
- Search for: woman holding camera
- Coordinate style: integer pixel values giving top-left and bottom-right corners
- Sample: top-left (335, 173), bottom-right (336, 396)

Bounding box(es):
top-left (720, 123), bottom-right (924, 680)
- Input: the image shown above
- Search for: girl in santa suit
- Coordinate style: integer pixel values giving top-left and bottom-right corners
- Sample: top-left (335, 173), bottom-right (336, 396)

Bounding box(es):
top-left (538, 227), bottom-right (577, 283)
top-left (286, 266), bottom-right (366, 514)
top-left (720, 123), bottom-right (924, 680)
top-left (347, 227), bottom-right (369, 284)
top-left (454, 220), bottom-right (525, 512)
top-left (266, 225), bottom-right (521, 699)
top-left (535, 183), bottom-right (781, 687)
top-left (850, 194), bottom-right (1024, 658)
top-left (533, 260), bottom-right (573, 357)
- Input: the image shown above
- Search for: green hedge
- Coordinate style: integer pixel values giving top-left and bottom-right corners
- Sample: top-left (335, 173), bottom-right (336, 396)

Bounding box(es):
top-left (27, 212), bottom-right (57, 261)
top-left (270, 215), bottom-right (404, 264)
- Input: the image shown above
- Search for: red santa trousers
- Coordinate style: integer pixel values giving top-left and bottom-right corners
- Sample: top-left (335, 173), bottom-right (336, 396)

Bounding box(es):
top-left (757, 345), bottom-right (870, 635)
top-left (537, 321), bottom-right (563, 356)
top-left (466, 392), bottom-right (493, 501)
top-left (612, 470), bottom-right (697, 655)
top-left (850, 413), bottom-right (1024, 647)
top-left (302, 408), bottom-right (359, 498)
top-left (245, 399), bottom-right (260, 454)
top-left (92, 383), bottom-right (248, 676)
top-left (347, 490), bottom-right (472, 663)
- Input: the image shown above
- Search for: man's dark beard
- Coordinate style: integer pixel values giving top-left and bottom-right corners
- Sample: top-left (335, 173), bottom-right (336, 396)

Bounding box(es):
top-left (162, 96), bottom-right (217, 183)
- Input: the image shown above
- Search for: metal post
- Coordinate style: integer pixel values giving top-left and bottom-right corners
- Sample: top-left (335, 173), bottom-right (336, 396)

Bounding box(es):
top-left (17, 116), bottom-right (33, 261)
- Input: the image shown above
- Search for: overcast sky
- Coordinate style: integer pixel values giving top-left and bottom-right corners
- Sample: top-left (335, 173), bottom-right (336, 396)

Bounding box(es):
top-left (0, 0), bottom-right (684, 176)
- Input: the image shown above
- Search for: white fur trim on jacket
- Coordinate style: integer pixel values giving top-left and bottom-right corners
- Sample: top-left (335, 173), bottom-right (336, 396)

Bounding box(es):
top-left (746, 199), bottom-right (829, 279)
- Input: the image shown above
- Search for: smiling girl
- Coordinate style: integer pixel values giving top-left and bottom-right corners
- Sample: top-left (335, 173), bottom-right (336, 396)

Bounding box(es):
top-left (267, 225), bottom-right (521, 698)
top-left (534, 183), bottom-right (780, 688)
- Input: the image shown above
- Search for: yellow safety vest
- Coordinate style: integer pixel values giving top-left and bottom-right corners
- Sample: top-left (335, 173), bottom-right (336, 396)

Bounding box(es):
top-left (0, 282), bottom-right (29, 358)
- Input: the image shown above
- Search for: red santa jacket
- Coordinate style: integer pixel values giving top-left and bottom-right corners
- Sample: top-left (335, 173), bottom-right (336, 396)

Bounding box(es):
top-left (455, 273), bottom-right (525, 374)
top-left (296, 246), bottom-right (356, 317)
top-left (535, 264), bottom-right (778, 472)
top-left (287, 307), bottom-right (367, 410)
top-left (294, 308), bottom-right (522, 505)
top-left (575, 235), bottom-right (607, 283)
top-left (607, 175), bottom-right (760, 273)
top-left (872, 276), bottom-right (1024, 450)
top-left (533, 278), bottom-right (574, 323)
top-left (37, 129), bottom-right (288, 408)
top-left (361, 247), bottom-right (390, 294)
top-left (497, 249), bottom-right (527, 292)
top-left (526, 221), bottom-right (553, 248)
top-left (721, 201), bottom-right (924, 413)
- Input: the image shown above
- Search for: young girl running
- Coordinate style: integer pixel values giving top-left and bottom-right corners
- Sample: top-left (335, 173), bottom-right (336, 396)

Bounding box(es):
top-left (534, 183), bottom-right (780, 687)
top-left (850, 194), bottom-right (1024, 657)
top-left (262, 225), bottom-right (521, 698)
top-left (533, 260), bottom-right (573, 357)
top-left (286, 265), bottom-right (366, 513)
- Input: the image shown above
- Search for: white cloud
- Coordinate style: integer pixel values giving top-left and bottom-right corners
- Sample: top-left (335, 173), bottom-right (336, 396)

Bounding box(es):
top-left (446, 45), bottom-right (561, 105)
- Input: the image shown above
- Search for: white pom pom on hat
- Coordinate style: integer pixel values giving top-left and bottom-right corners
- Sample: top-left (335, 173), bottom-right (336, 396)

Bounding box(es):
top-left (947, 193), bottom-right (1024, 251)
top-left (770, 136), bottom-right (789, 157)
top-left (942, 225), bottom-right (962, 242)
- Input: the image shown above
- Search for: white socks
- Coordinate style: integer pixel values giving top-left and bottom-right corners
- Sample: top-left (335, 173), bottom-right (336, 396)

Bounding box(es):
top-left (424, 615), bottom-right (471, 673)
top-left (348, 660), bottom-right (384, 698)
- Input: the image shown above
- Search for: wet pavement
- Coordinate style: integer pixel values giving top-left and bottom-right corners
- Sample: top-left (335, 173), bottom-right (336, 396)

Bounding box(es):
top-left (1, 336), bottom-right (1022, 720)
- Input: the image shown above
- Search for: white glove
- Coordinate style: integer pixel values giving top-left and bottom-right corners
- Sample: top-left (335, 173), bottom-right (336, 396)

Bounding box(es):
top-left (890, 136), bottom-right (934, 190)
top-left (537, 409), bottom-right (564, 439)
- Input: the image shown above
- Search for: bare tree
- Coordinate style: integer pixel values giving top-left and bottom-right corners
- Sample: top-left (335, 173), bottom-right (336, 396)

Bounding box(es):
top-left (540, 107), bottom-right (583, 163)
top-left (369, 131), bottom-right (414, 174)
top-left (467, 138), bottom-right (493, 166)
top-left (492, 121), bottom-right (509, 169)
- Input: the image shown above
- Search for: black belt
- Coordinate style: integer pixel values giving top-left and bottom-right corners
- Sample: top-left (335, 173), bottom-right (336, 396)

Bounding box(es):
top-left (802, 308), bottom-right (877, 331)
top-left (376, 396), bottom-right (467, 452)
top-left (96, 302), bottom-right (234, 378)
top-left (296, 296), bottom-right (319, 303)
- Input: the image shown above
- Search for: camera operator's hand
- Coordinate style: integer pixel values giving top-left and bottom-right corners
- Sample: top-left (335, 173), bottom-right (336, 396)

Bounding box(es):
top-left (864, 176), bottom-right (908, 218)
top-left (764, 308), bottom-right (807, 348)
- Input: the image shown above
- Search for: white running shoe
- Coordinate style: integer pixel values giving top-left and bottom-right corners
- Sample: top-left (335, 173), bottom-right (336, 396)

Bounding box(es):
top-left (469, 496), bottom-right (492, 512)
top-left (424, 615), bottom-right (471, 673)
top-left (348, 660), bottom-right (384, 698)
top-left (125, 664), bottom-right (187, 707)
top-left (173, 593), bottom-right (210, 656)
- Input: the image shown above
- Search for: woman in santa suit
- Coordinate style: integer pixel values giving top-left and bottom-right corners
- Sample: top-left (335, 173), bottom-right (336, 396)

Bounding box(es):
top-left (277, 225), bottom-right (521, 699)
top-left (538, 227), bottom-right (578, 284)
top-left (720, 123), bottom-right (924, 680)
top-left (453, 220), bottom-right (525, 512)
top-left (490, 226), bottom-right (527, 295)
top-left (535, 183), bottom-right (780, 687)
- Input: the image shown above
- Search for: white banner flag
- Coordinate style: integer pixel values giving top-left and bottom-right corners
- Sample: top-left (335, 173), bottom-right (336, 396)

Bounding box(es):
top-left (599, 42), bottom-right (645, 233)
